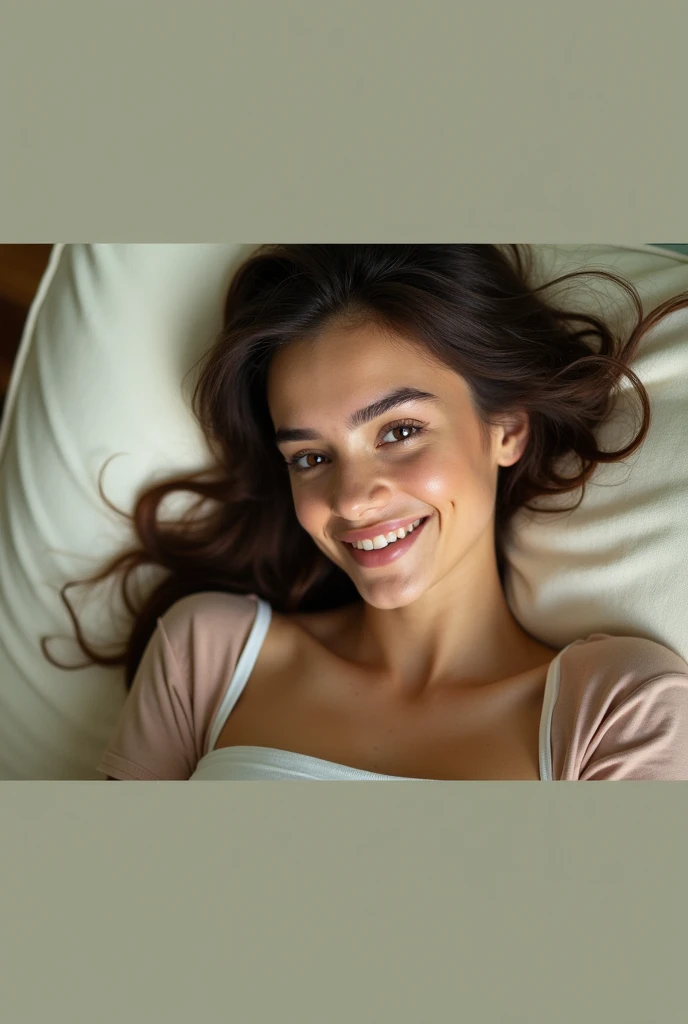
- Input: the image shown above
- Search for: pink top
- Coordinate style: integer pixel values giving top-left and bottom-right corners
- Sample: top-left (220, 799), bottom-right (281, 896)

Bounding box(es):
top-left (97, 591), bottom-right (688, 781)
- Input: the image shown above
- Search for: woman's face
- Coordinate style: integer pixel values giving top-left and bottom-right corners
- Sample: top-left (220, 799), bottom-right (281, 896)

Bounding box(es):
top-left (266, 320), bottom-right (528, 609)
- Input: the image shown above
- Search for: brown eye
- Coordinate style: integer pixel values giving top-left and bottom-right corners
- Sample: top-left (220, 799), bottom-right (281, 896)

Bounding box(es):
top-left (287, 452), bottom-right (328, 473)
top-left (380, 422), bottom-right (423, 445)
top-left (287, 420), bottom-right (425, 475)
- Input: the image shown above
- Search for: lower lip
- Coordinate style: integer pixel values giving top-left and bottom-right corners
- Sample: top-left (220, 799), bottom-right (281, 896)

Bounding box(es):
top-left (342, 517), bottom-right (430, 568)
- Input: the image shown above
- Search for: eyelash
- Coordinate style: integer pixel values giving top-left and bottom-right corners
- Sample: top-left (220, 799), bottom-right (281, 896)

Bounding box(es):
top-left (285, 419), bottom-right (426, 474)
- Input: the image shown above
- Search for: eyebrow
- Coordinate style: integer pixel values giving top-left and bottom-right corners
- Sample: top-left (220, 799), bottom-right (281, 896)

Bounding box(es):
top-left (274, 386), bottom-right (441, 445)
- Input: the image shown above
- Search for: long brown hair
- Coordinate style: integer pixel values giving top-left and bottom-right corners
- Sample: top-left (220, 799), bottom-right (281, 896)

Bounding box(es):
top-left (41, 244), bottom-right (688, 689)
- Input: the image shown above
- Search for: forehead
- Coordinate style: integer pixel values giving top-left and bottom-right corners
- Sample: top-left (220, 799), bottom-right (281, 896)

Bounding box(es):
top-left (267, 321), bottom-right (464, 420)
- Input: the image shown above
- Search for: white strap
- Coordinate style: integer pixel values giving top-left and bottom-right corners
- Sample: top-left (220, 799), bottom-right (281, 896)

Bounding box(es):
top-left (205, 598), bottom-right (273, 753)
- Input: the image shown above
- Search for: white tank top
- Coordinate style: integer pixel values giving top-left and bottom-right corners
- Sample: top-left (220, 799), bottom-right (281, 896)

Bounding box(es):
top-left (189, 598), bottom-right (566, 781)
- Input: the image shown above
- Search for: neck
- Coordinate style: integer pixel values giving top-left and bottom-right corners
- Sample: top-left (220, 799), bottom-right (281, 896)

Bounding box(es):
top-left (348, 530), bottom-right (557, 696)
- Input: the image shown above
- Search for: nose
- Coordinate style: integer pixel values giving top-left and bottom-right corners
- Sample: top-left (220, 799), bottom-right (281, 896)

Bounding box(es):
top-left (329, 460), bottom-right (393, 521)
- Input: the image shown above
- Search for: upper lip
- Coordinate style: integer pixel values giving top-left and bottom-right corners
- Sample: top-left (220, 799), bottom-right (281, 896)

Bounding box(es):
top-left (336, 515), bottom-right (428, 544)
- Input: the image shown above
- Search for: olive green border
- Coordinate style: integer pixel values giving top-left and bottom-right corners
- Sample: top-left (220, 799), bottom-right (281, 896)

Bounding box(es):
top-left (2, 3), bottom-right (688, 1021)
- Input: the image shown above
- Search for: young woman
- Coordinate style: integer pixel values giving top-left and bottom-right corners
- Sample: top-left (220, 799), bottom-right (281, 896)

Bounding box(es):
top-left (43, 245), bottom-right (688, 780)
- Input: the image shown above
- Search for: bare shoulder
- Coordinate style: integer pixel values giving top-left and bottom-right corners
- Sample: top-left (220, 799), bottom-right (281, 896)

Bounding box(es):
top-left (271, 601), bottom-right (362, 660)
top-left (157, 592), bottom-right (360, 667)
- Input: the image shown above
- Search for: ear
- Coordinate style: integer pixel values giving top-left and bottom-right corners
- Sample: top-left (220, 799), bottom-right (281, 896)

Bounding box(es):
top-left (495, 411), bottom-right (530, 467)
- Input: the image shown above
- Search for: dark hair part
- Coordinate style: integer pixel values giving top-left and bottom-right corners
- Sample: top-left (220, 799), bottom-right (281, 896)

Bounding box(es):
top-left (41, 244), bottom-right (688, 688)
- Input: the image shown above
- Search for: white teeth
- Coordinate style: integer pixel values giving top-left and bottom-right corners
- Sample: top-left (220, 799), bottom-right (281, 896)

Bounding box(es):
top-left (351, 518), bottom-right (424, 550)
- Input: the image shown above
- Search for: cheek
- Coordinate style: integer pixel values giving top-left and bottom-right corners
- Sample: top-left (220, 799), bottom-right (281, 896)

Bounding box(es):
top-left (400, 448), bottom-right (466, 502)
top-left (402, 447), bottom-right (495, 523)
top-left (290, 485), bottom-right (327, 532)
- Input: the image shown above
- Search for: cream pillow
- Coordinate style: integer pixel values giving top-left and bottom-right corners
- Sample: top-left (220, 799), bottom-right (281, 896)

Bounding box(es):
top-left (0, 244), bottom-right (255, 778)
top-left (505, 245), bottom-right (688, 661)
top-left (0, 243), bottom-right (686, 779)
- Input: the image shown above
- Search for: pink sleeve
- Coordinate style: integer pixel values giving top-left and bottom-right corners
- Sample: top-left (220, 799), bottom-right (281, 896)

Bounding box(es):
top-left (96, 591), bottom-right (260, 780)
top-left (97, 616), bottom-right (197, 780)
top-left (579, 674), bottom-right (688, 780)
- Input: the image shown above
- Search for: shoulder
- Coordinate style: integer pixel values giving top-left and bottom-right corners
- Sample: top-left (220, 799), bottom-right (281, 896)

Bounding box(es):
top-left (288, 601), bottom-right (362, 649)
top-left (551, 633), bottom-right (688, 780)
top-left (562, 631), bottom-right (688, 676)
top-left (148, 591), bottom-right (268, 702)
top-left (157, 590), bottom-right (263, 656)
top-left (98, 589), bottom-right (265, 781)
top-left (159, 589), bottom-right (262, 631)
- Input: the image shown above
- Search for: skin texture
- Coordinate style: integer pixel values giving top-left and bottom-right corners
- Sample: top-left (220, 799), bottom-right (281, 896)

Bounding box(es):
top-left (266, 319), bottom-right (559, 701)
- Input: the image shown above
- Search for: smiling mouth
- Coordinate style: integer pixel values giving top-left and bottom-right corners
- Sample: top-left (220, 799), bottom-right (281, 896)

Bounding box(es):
top-left (340, 515), bottom-right (431, 567)
top-left (343, 517), bottom-right (428, 550)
